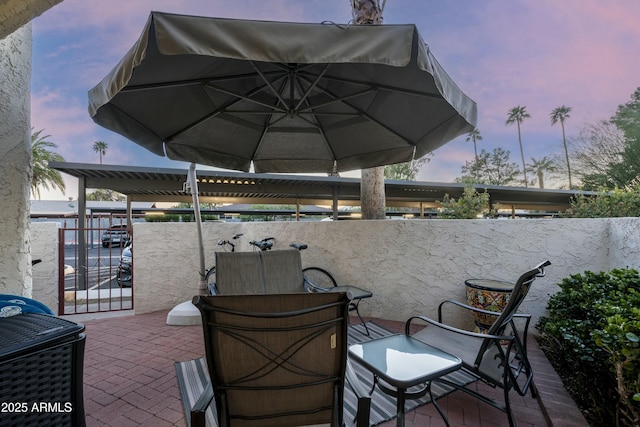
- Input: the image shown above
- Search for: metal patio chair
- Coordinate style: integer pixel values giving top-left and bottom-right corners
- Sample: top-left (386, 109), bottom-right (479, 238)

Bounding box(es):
top-left (191, 292), bottom-right (370, 427)
top-left (406, 260), bottom-right (551, 427)
top-left (211, 249), bottom-right (305, 295)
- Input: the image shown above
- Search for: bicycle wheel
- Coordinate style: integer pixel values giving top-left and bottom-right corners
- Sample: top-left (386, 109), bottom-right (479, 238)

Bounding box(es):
top-left (205, 266), bottom-right (216, 294)
top-left (302, 267), bottom-right (337, 292)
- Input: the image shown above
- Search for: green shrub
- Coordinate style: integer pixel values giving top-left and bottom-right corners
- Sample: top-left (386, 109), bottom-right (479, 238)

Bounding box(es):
top-left (537, 269), bottom-right (640, 426)
top-left (438, 186), bottom-right (493, 219)
top-left (563, 186), bottom-right (640, 217)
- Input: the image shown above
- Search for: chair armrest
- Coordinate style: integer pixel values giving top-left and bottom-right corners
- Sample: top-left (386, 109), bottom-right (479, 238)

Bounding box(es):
top-left (345, 359), bottom-right (371, 427)
top-left (405, 315), bottom-right (514, 342)
top-left (438, 299), bottom-right (514, 321)
top-left (190, 382), bottom-right (214, 427)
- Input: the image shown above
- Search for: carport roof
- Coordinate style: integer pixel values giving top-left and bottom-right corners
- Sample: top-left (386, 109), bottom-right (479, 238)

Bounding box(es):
top-left (49, 162), bottom-right (594, 210)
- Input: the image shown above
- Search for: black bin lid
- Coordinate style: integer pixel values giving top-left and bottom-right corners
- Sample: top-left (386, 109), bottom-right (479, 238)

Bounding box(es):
top-left (0, 313), bottom-right (84, 361)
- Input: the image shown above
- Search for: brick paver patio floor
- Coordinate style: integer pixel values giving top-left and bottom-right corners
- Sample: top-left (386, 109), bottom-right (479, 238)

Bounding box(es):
top-left (79, 310), bottom-right (587, 427)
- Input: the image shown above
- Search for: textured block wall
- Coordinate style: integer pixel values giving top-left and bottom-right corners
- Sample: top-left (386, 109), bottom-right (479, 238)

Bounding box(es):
top-left (131, 218), bottom-right (636, 328)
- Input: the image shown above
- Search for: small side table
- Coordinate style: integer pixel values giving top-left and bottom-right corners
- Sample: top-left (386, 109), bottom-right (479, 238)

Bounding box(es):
top-left (349, 334), bottom-right (461, 427)
top-left (328, 285), bottom-right (373, 335)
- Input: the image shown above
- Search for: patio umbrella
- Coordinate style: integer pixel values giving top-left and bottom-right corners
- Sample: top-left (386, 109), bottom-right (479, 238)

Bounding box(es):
top-left (87, 11), bottom-right (477, 302)
top-left (88, 11), bottom-right (477, 174)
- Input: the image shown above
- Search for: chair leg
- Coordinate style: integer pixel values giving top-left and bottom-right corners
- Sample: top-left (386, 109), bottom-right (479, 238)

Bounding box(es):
top-left (529, 380), bottom-right (538, 398)
top-left (190, 411), bottom-right (205, 427)
top-left (504, 385), bottom-right (515, 427)
top-left (428, 382), bottom-right (451, 427)
top-left (350, 301), bottom-right (369, 336)
top-left (190, 382), bottom-right (214, 427)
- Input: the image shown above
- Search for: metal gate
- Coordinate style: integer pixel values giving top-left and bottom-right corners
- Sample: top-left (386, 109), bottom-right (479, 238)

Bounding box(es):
top-left (58, 226), bottom-right (133, 315)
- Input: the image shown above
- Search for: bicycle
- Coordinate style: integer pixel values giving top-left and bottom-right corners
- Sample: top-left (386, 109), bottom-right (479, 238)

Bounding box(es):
top-left (289, 243), bottom-right (337, 291)
top-left (291, 242), bottom-right (372, 335)
top-left (205, 233), bottom-right (243, 294)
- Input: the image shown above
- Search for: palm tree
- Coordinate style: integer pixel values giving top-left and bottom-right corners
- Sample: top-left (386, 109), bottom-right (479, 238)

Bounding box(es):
top-left (466, 128), bottom-right (482, 163)
top-left (352, 0), bottom-right (387, 219)
top-left (92, 141), bottom-right (108, 164)
top-left (527, 156), bottom-right (557, 189)
top-left (351, 0), bottom-right (385, 24)
top-left (506, 106), bottom-right (531, 187)
top-left (31, 129), bottom-right (66, 199)
top-left (550, 105), bottom-right (573, 188)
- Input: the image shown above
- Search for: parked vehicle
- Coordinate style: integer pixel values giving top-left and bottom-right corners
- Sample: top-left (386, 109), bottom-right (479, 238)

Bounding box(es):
top-left (117, 243), bottom-right (132, 287)
top-left (102, 225), bottom-right (130, 248)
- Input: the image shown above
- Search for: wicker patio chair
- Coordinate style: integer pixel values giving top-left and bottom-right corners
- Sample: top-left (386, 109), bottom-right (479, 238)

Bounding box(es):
top-left (406, 260), bottom-right (551, 427)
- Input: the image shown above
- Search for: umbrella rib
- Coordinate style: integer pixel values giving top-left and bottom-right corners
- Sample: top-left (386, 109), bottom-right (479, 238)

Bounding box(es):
top-left (299, 72), bottom-right (445, 100)
top-left (294, 63), bottom-right (331, 111)
top-left (297, 74), bottom-right (415, 147)
top-left (251, 61), bottom-right (290, 112)
top-left (297, 87), bottom-right (377, 113)
top-left (126, 73), bottom-right (290, 142)
top-left (289, 70), bottom-right (339, 163)
top-left (105, 102), bottom-right (167, 144)
top-left (249, 72), bottom-right (291, 163)
top-left (166, 80), bottom-right (283, 141)
top-left (121, 71), bottom-right (282, 92)
top-left (206, 83), bottom-right (288, 114)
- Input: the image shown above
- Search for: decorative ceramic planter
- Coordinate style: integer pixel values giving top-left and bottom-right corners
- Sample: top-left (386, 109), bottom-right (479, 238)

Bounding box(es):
top-left (465, 279), bottom-right (514, 333)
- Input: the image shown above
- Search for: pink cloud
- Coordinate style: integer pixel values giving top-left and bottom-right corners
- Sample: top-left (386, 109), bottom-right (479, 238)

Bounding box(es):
top-left (31, 90), bottom-right (94, 143)
top-left (467, 1), bottom-right (640, 134)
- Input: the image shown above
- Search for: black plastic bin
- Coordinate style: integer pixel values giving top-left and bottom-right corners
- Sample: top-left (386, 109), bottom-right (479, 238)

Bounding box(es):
top-left (0, 313), bottom-right (86, 427)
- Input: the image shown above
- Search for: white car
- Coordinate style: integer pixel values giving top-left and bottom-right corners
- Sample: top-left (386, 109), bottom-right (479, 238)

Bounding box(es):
top-left (101, 225), bottom-right (131, 248)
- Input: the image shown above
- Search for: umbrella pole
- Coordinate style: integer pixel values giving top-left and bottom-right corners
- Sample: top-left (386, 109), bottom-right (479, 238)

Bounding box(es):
top-left (166, 163), bottom-right (206, 325)
top-left (187, 163), bottom-right (207, 291)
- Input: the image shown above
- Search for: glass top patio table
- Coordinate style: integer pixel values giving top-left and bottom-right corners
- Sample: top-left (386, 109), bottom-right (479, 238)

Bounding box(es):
top-left (349, 334), bottom-right (462, 427)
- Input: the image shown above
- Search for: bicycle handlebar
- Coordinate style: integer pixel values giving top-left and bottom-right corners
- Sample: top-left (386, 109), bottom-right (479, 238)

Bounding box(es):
top-left (249, 238), bottom-right (274, 251)
top-left (217, 233), bottom-right (244, 251)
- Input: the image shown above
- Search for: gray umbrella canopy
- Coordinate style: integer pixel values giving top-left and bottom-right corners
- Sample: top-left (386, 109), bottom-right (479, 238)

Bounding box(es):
top-left (88, 11), bottom-right (477, 174)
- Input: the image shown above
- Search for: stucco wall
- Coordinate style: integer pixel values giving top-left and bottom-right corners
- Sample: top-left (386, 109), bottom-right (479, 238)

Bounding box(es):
top-left (30, 222), bottom-right (60, 312)
top-left (130, 218), bottom-right (638, 328)
top-left (0, 25), bottom-right (33, 297)
top-left (0, 0), bottom-right (62, 40)
top-left (0, 0), bottom-right (63, 298)
top-left (608, 217), bottom-right (640, 269)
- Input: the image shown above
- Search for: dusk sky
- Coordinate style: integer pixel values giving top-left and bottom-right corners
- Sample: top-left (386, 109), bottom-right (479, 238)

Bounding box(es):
top-left (30, 0), bottom-right (640, 200)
